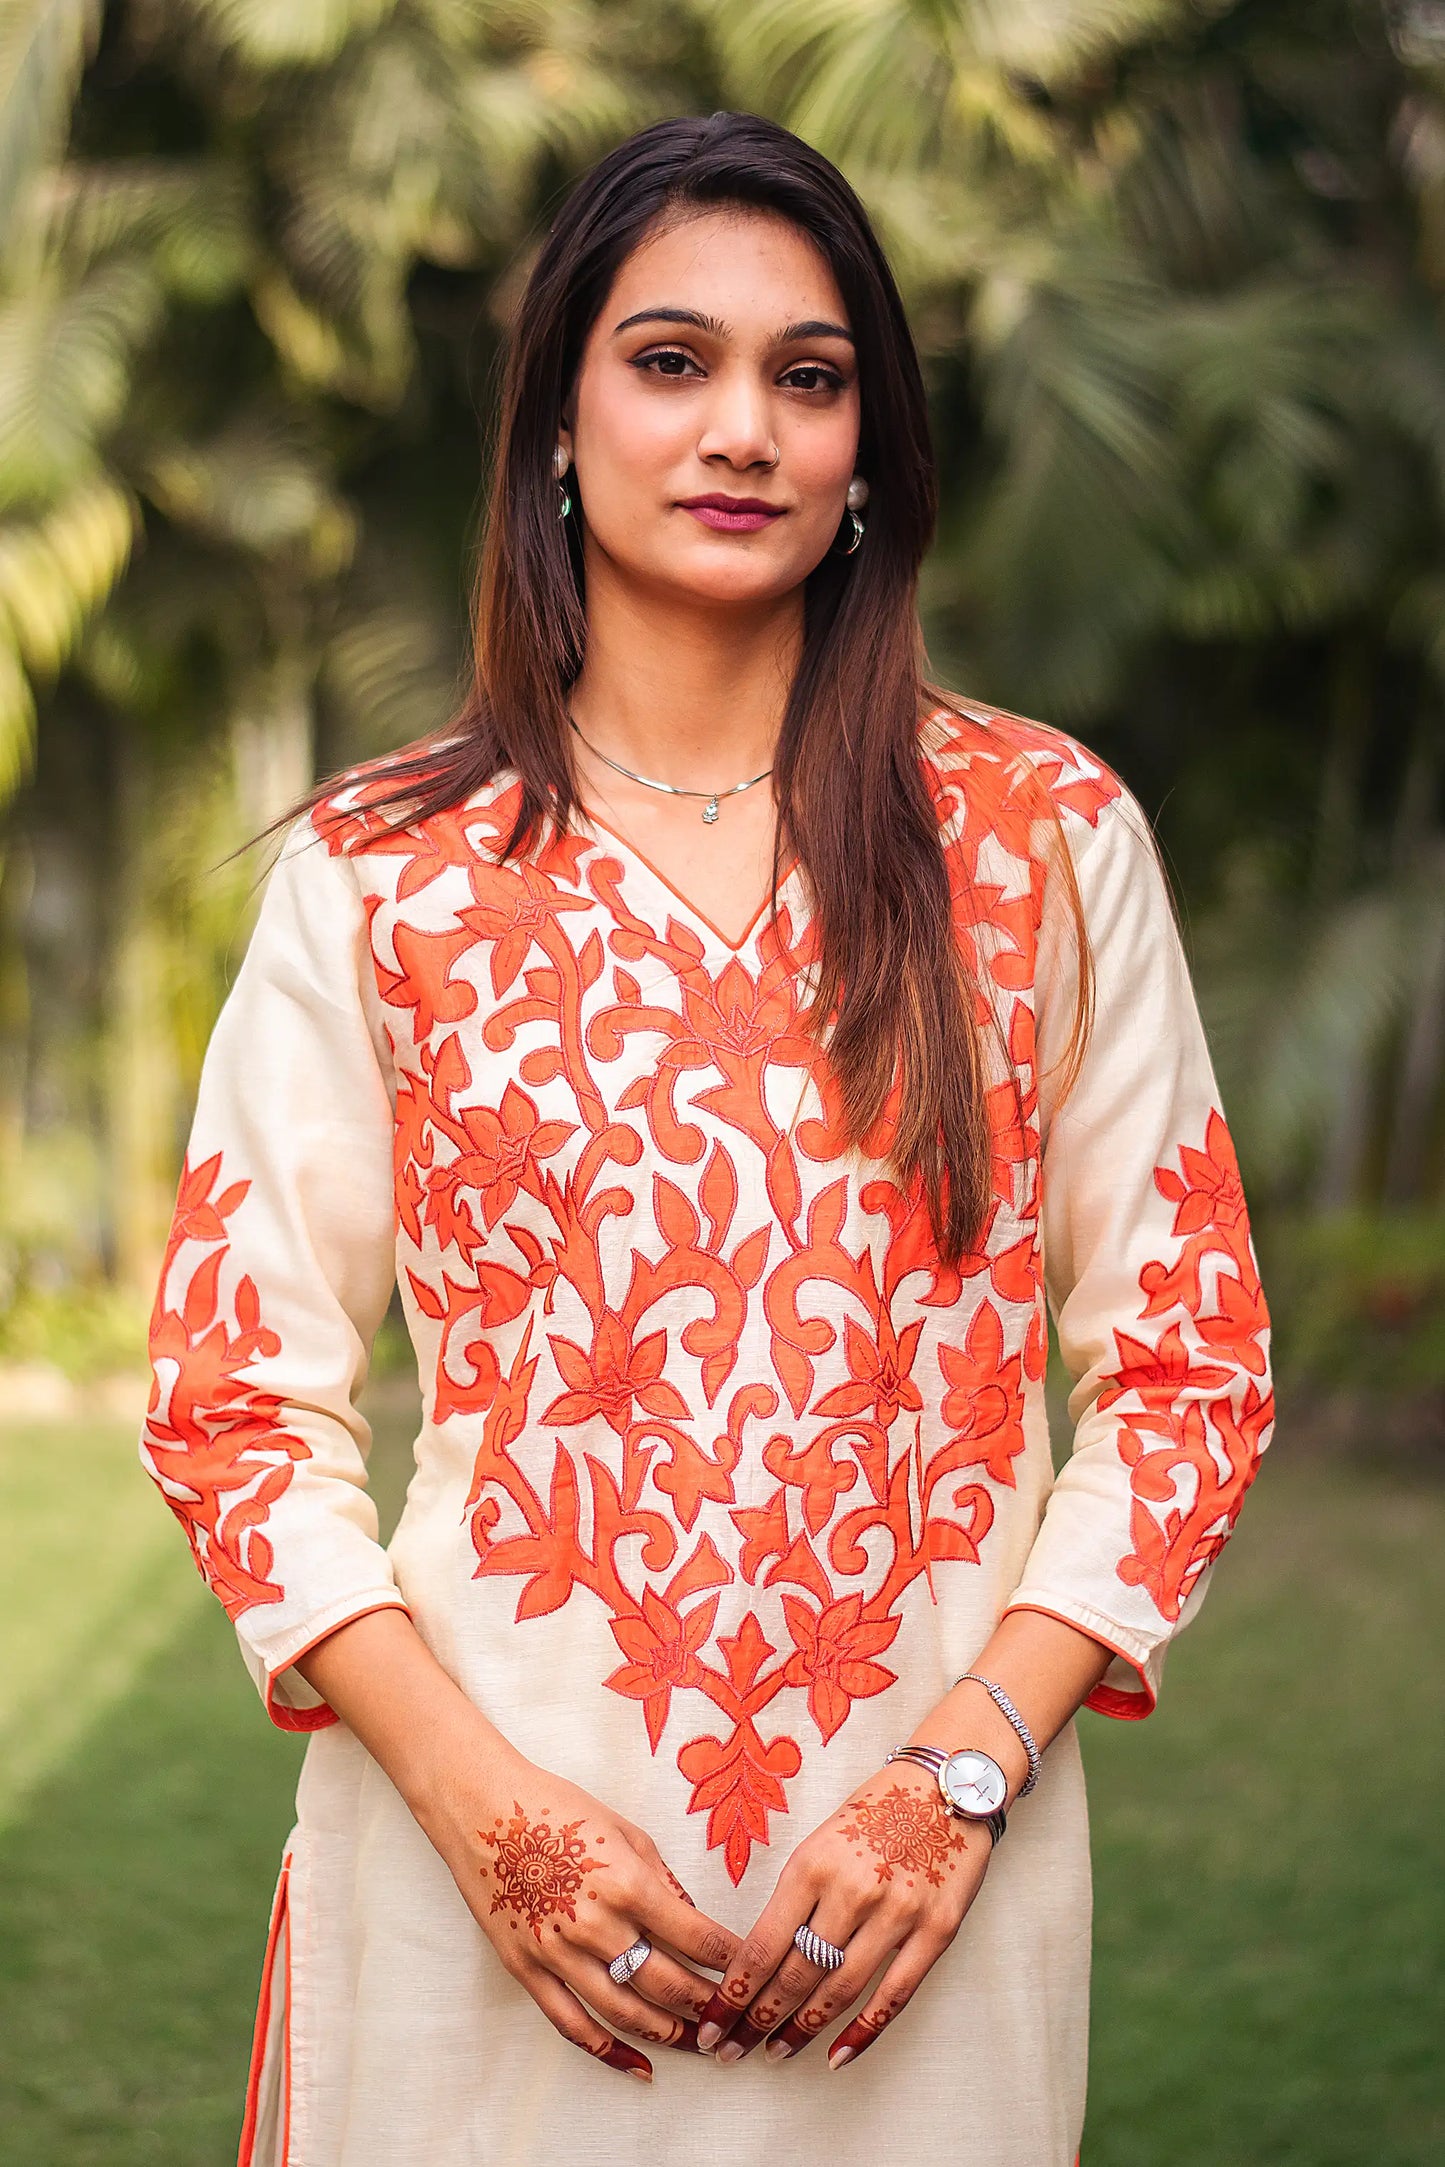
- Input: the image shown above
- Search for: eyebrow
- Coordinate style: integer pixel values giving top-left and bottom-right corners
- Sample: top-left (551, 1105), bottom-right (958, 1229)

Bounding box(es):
top-left (611, 307), bottom-right (855, 346)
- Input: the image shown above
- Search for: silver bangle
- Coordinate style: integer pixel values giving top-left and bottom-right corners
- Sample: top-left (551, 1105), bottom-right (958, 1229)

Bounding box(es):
top-left (954, 1672), bottom-right (1041, 1797)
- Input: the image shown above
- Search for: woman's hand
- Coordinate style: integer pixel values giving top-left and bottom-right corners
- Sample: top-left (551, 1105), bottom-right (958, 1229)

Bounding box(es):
top-left (417, 1747), bottom-right (741, 2080)
top-left (293, 1608), bottom-right (739, 2083)
top-left (694, 1760), bottom-right (990, 2069)
top-left (690, 1613), bottom-right (1116, 2070)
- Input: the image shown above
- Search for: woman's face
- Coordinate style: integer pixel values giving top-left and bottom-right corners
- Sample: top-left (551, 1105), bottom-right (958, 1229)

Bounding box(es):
top-left (561, 206), bottom-right (862, 610)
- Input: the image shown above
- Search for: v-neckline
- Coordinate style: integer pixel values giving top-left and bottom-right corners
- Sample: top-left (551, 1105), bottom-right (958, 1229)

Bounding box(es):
top-left (576, 807), bottom-right (802, 956)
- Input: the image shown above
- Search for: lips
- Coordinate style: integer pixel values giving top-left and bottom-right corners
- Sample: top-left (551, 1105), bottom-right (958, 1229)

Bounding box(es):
top-left (677, 495), bottom-right (786, 533)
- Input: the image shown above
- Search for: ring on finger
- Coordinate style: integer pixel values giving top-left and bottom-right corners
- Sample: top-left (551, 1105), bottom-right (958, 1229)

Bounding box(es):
top-left (793, 1922), bottom-right (847, 1971)
top-left (608, 1935), bottom-right (653, 1987)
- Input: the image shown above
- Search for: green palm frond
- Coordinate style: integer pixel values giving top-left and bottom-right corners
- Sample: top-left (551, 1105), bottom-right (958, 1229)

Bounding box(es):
top-left (0, 471), bottom-right (134, 673)
top-left (948, 238), bottom-right (1191, 709)
top-left (705, 0), bottom-right (1198, 177)
top-left (0, 0), bottom-right (99, 251)
top-left (34, 157), bottom-right (254, 302)
top-left (322, 597), bottom-right (461, 753)
top-left (253, 25), bottom-right (527, 404)
top-left (138, 407), bottom-right (356, 573)
top-left (176, 0), bottom-right (400, 70)
top-left (1197, 863), bottom-right (1445, 1203)
top-left (705, 0), bottom-right (1052, 171)
top-left (945, 0), bottom-right (1199, 81)
top-left (1160, 279), bottom-right (1394, 637)
top-left (1389, 567), bottom-right (1445, 685)
top-left (0, 262), bottom-right (162, 509)
top-left (0, 475), bottom-right (133, 795)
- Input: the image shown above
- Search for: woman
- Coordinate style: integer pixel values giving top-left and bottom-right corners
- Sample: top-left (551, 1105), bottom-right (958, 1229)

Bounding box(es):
top-left (141, 111), bottom-right (1275, 2167)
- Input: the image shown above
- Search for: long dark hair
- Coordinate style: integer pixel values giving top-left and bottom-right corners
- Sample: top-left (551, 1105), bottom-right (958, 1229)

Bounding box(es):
top-left (296, 111), bottom-right (1092, 1267)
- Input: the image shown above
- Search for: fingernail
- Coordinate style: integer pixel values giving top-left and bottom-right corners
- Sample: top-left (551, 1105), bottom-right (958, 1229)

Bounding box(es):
top-left (715, 2040), bottom-right (745, 2064)
top-left (764, 2038), bottom-right (794, 2061)
top-left (600, 2041), bottom-right (653, 2081)
top-left (829, 2045), bottom-right (855, 2070)
top-left (697, 2022), bottom-right (723, 2052)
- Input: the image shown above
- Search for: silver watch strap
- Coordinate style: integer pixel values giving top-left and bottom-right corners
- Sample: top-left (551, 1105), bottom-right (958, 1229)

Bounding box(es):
top-left (954, 1672), bottom-right (1041, 1797)
top-left (886, 1743), bottom-right (946, 1775)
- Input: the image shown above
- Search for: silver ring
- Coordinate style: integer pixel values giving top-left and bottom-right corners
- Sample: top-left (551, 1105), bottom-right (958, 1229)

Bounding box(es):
top-left (607, 1936), bottom-right (652, 1986)
top-left (793, 1922), bottom-right (846, 1971)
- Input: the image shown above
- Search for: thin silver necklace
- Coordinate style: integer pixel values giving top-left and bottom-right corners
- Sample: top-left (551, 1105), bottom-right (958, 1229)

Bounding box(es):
top-left (569, 715), bottom-right (773, 825)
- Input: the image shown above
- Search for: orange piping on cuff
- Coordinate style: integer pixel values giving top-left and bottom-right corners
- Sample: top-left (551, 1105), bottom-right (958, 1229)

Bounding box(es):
top-left (262, 1597), bottom-right (412, 1732)
top-left (1003, 1601), bottom-right (1158, 1721)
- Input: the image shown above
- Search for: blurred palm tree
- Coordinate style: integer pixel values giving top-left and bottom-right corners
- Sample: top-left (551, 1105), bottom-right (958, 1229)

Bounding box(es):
top-left (0, 0), bottom-right (1439, 1345)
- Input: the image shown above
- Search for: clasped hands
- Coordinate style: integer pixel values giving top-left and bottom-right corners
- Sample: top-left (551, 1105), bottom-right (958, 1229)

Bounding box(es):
top-left (446, 1746), bottom-right (996, 2084)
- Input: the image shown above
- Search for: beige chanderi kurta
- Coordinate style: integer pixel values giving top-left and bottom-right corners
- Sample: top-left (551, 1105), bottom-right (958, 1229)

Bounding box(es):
top-left (140, 704), bottom-right (1274, 2167)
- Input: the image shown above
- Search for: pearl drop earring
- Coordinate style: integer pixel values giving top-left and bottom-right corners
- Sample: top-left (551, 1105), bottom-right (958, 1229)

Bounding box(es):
top-left (554, 442), bottom-right (572, 520)
top-left (834, 474), bottom-right (868, 556)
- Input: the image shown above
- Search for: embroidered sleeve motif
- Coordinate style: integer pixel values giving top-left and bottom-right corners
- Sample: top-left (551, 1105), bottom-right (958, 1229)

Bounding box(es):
top-left (1110, 1108), bottom-right (1273, 1621)
top-left (141, 1150), bottom-right (309, 1619)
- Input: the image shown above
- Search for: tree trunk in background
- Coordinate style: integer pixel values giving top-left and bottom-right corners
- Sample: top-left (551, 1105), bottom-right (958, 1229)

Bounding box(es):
top-left (1383, 863), bottom-right (1445, 1204)
top-left (103, 646), bottom-right (316, 1295)
top-left (104, 730), bottom-right (182, 1298)
top-left (0, 841), bottom-right (33, 1302)
top-left (230, 641), bottom-right (315, 840)
top-left (1310, 634), bottom-right (1372, 902)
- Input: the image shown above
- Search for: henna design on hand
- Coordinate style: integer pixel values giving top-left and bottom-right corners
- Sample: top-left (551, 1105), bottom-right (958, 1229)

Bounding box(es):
top-left (478, 1802), bottom-right (607, 1937)
top-left (838, 1782), bottom-right (969, 1886)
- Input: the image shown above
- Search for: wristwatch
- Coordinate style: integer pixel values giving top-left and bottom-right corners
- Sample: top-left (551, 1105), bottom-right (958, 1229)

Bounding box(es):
top-left (886, 1743), bottom-right (1008, 1846)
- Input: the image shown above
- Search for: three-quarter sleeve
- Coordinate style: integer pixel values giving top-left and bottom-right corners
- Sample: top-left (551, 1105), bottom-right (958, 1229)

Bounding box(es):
top-left (139, 815), bottom-right (408, 1730)
top-left (1005, 779), bottom-right (1276, 1716)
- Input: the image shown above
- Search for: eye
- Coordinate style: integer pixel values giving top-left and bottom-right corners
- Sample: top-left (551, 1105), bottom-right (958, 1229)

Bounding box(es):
top-left (781, 363), bottom-right (846, 393)
top-left (632, 347), bottom-right (703, 379)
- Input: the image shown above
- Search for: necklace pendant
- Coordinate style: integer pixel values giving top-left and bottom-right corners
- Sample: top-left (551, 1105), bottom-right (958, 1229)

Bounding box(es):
top-left (701, 797), bottom-right (720, 824)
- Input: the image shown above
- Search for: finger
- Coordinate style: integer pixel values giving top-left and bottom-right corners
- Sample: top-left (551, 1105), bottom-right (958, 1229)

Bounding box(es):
top-left (615, 1825), bottom-right (700, 1908)
top-left (723, 1909), bottom-right (896, 2063)
top-left (618, 1943), bottom-right (719, 2026)
top-left (780, 1929), bottom-right (944, 2067)
top-left (566, 1950), bottom-right (702, 2053)
top-left (631, 1876), bottom-right (738, 1977)
top-left (827, 1929), bottom-right (946, 2067)
top-left (695, 1862), bottom-right (816, 2051)
top-left (568, 1893), bottom-right (729, 2016)
top-left (518, 1959), bottom-right (654, 2082)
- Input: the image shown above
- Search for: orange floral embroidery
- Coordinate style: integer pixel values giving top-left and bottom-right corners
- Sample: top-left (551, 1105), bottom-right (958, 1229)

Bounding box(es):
top-left (142, 1152), bottom-right (309, 1619)
top-left (1110, 1111), bottom-right (1273, 1620)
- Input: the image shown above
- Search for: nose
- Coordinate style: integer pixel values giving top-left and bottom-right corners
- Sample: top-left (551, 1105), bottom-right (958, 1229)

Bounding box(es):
top-left (695, 362), bottom-right (777, 472)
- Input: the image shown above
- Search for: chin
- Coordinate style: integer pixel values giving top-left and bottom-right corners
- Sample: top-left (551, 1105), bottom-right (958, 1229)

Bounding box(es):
top-left (633, 547), bottom-right (815, 611)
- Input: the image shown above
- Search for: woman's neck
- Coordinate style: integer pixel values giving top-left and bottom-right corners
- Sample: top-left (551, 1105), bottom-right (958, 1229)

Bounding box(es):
top-left (568, 558), bottom-right (802, 789)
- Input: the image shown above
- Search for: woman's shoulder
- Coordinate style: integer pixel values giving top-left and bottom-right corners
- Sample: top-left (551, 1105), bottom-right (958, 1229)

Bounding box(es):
top-left (919, 693), bottom-right (1136, 847)
top-left (303, 737), bottom-right (524, 869)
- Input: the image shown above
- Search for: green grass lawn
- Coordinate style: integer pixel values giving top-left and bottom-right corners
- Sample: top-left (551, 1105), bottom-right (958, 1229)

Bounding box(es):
top-left (0, 1403), bottom-right (1441, 2164)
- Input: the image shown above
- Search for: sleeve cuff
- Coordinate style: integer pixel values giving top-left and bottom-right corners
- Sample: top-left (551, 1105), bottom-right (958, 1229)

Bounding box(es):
top-left (1002, 1596), bottom-right (1161, 1721)
top-left (249, 1592), bottom-right (413, 1733)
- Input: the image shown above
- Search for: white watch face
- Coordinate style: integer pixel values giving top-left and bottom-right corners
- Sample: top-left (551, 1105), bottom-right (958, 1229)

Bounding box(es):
top-left (940, 1749), bottom-right (1007, 1818)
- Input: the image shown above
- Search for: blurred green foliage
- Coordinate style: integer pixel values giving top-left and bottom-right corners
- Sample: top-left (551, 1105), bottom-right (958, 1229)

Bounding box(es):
top-left (0, 0), bottom-right (1439, 1396)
